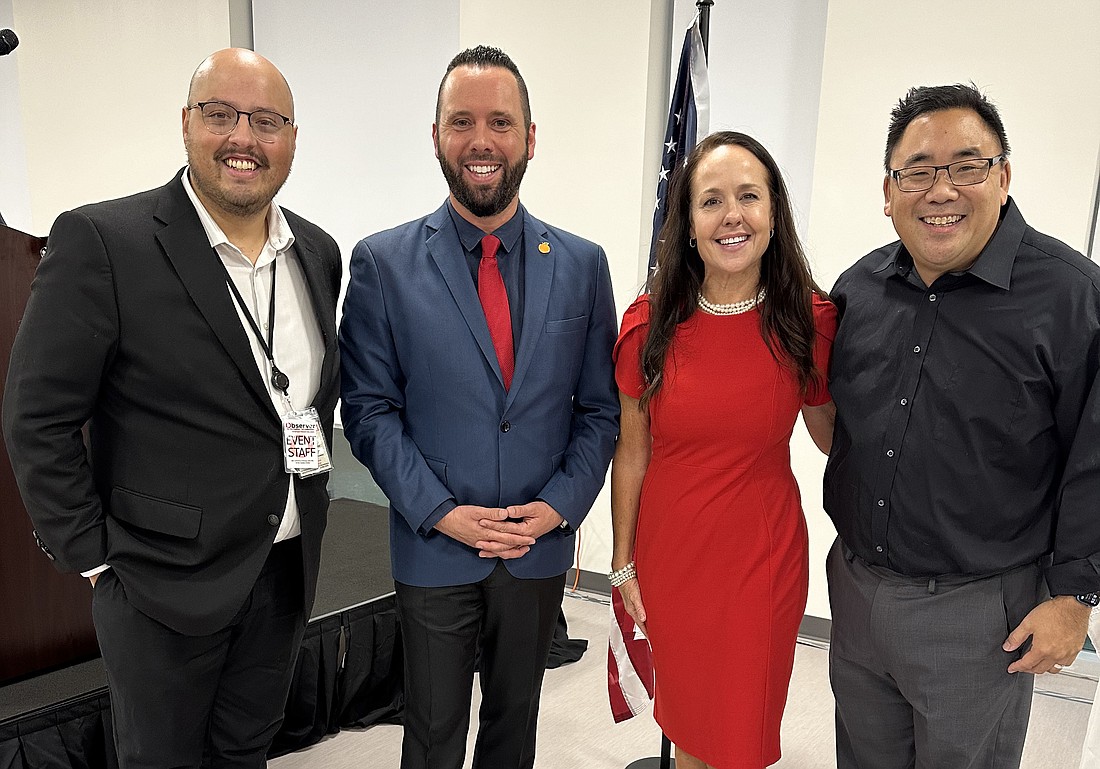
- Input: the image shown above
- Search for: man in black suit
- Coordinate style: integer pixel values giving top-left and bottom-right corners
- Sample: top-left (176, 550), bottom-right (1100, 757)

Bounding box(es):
top-left (2, 48), bottom-right (340, 768)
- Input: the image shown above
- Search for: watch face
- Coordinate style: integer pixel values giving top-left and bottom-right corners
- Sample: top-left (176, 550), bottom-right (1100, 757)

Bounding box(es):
top-left (1076, 593), bottom-right (1100, 607)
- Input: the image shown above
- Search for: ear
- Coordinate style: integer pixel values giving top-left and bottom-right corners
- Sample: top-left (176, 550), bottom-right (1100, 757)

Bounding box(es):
top-left (526, 122), bottom-right (536, 161)
top-left (431, 123), bottom-right (440, 159)
top-left (883, 174), bottom-right (893, 217)
top-left (182, 106), bottom-right (191, 138)
top-left (997, 159), bottom-right (1011, 204)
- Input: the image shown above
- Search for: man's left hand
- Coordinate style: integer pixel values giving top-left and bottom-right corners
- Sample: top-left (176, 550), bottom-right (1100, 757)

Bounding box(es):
top-left (476, 501), bottom-right (564, 558)
top-left (1004, 595), bottom-right (1091, 674)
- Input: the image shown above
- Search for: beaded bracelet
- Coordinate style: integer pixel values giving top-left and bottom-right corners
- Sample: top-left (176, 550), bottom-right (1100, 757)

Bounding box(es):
top-left (608, 561), bottom-right (637, 587)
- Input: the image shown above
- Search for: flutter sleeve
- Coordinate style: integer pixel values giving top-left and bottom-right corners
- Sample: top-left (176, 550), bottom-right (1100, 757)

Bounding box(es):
top-left (612, 295), bottom-right (651, 399)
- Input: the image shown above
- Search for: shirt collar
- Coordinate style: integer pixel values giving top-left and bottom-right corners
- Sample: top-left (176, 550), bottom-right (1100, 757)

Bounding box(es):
top-left (446, 199), bottom-right (525, 256)
top-left (181, 168), bottom-right (295, 262)
top-left (876, 197), bottom-right (1022, 291)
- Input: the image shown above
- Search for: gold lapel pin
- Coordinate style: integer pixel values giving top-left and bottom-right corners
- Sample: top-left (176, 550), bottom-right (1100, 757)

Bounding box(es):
top-left (538, 241), bottom-right (551, 254)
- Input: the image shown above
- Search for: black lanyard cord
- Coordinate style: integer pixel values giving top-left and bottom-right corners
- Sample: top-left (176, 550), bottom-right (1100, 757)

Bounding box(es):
top-left (224, 257), bottom-right (291, 396)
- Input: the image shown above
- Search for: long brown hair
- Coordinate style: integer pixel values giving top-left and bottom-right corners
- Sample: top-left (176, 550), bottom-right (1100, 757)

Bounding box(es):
top-left (640, 131), bottom-right (826, 409)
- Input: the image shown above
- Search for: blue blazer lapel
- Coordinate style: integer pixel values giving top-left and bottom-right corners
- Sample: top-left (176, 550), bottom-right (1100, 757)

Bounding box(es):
top-left (507, 213), bottom-right (554, 407)
top-left (152, 177), bottom-right (277, 417)
top-left (425, 207), bottom-right (506, 388)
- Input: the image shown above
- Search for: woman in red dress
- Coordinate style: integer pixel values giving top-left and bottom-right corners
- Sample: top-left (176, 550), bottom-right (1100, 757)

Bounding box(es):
top-left (610, 131), bottom-right (836, 769)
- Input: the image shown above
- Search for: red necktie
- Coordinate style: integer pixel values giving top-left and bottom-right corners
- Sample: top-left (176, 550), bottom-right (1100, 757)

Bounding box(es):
top-left (478, 234), bottom-right (514, 389)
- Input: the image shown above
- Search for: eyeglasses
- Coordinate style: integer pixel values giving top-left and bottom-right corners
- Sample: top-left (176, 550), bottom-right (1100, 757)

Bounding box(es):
top-left (889, 155), bottom-right (1004, 192)
top-left (187, 101), bottom-right (293, 143)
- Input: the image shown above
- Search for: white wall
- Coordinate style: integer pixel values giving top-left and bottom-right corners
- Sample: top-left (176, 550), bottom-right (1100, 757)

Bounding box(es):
top-left (0, 0), bottom-right (31, 232)
top-left (252, 0), bottom-right (461, 298)
top-left (805, 0), bottom-right (1100, 617)
top-left (6, 0), bottom-right (1098, 620)
top-left (668, 0), bottom-right (835, 618)
top-left (8, 0), bottom-right (230, 235)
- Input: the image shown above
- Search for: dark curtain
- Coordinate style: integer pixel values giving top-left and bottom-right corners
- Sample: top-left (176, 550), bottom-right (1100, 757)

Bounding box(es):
top-left (0, 596), bottom-right (403, 765)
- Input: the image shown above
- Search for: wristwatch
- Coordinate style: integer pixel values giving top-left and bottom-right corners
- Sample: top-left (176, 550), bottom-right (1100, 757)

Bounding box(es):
top-left (1074, 593), bottom-right (1100, 607)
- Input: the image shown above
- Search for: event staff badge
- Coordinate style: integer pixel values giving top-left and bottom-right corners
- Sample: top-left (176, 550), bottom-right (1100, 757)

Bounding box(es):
top-left (282, 407), bottom-right (332, 478)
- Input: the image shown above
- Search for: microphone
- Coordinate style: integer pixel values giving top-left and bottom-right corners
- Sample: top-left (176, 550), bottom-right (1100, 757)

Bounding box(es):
top-left (1, 29), bottom-right (18, 56)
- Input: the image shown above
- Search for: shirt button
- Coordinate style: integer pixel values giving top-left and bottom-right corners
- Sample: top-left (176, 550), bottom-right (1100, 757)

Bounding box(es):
top-left (900, 398), bottom-right (908, 406)
top-left (877, 499), bottom-right (885, 507)
top-left (267, 514), bottom-right (280, 526)
top-left (886, 449), bottom-right (894, 457)
top-left (875, 545), bottom-right (884, 553)
top-left (500, 421), bottom-right (511, 433)
top-left (929, 294), bottom-right (937, 302)
top-left (913, 345), bottom-right (921, 353)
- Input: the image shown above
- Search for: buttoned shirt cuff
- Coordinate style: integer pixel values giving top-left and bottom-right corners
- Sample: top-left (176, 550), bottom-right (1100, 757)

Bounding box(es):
top-left (81, 564), bottom-right (111, 578)
top-left (419, 499), bottom-right (457, 536)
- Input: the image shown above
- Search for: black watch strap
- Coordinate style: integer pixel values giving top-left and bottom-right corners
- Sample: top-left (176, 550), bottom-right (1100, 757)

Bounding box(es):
top-left (1074, 593), bottom-right (1100, 607)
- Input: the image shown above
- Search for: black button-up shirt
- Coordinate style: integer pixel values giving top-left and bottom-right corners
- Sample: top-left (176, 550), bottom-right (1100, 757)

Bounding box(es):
top-left (825, 198), bottom-right (1100, 595)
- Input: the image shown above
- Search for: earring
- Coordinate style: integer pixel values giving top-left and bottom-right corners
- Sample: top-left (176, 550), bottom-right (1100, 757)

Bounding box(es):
top-left (689, 237), bottom-right (697, 248)
top-left (769, 229), bottom-right (775, 239)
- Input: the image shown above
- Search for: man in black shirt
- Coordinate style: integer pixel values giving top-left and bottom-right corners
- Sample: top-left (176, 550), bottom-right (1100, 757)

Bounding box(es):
top-left (824, 83), bottom-right (1100, 769)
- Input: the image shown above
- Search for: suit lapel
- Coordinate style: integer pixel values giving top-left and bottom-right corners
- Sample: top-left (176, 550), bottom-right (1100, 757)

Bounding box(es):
top-left (290, 228), bottom-right (339, 404)
top-left (425, 207), bottom-right (506, 388)
top-left (153, 174), bottom-right (277, 417)
top-left (507, 214), bottom-right (554, 407)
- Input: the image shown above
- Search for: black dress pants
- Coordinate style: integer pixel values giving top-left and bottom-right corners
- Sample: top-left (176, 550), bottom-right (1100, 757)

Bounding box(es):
top-left (91, 538), bottom-right (307, 769)
top-left (395, 560), bottom-right (565, 769)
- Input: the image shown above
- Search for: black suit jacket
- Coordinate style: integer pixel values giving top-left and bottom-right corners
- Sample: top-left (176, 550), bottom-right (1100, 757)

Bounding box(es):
top-left (2, 170), bottom-right (341, 635)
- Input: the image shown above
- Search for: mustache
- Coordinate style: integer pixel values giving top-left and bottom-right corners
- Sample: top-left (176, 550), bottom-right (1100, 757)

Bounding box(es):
top-left (215, 148), bottom-right (267, 167)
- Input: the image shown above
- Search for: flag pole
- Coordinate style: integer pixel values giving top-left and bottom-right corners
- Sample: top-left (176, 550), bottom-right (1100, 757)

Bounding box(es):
top-left (697, 0), bottom-right (713, 60)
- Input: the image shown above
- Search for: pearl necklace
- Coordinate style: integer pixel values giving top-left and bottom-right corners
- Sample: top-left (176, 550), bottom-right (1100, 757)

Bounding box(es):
top-left (697, 288), bottom-right (766, 316)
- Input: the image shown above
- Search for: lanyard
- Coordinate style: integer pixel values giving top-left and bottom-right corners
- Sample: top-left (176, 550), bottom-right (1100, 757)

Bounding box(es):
top-left (224, 257), bottom-right (291, 398)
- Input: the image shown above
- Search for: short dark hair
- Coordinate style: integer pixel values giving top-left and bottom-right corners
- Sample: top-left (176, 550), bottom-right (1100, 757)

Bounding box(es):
top-left (435, 45), bottom-right (531, 130)
top-left (884, 83), bottom-right (1010, 171)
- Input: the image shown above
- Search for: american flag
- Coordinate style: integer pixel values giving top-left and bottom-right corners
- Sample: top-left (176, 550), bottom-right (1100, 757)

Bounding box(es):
top-left (607, 585), bottom-right (655, 723)
top-left (648, 17), bottom-right (711, 271)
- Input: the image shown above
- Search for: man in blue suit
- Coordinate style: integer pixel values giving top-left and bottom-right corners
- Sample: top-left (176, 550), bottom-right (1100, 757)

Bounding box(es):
top-left (339, 45), bottom-right (619, 769)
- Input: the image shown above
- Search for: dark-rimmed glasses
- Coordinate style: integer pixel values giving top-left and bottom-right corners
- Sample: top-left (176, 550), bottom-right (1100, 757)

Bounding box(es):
top-left (889, 155), bottom-right (1004, 192)
top-left (187, 101), bottom-right (293, 143)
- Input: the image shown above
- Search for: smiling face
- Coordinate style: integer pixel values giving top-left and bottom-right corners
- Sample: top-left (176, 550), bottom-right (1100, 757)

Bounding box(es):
top-left (688, 144), bottom-right (774, 296)
top-left (432, 64), bottom-right (535, 231)
top-left (884, 107), bottom-right (1010, 285)
top-left (183, 49), bottom-right (297, 224)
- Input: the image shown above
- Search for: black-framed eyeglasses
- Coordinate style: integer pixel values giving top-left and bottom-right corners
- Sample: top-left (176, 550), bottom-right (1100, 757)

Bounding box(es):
top-left (889, 155), bottom-right (1004, 192)
top-left (187, 101), bottom-right (293, 143)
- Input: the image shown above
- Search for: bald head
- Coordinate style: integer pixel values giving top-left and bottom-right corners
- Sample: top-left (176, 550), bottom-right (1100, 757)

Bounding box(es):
top-left (182, 48), bottom-right (297, 226)
top-left (187, 48), bottom-right (294, 119)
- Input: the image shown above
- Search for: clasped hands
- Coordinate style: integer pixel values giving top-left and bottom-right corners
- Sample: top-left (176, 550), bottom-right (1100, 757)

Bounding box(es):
top-left (434, 501), bottom-right (564, 559)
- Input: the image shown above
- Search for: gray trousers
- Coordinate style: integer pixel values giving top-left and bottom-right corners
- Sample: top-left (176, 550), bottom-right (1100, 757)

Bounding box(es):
top-left (827, 538), bottom-right (1042, 769)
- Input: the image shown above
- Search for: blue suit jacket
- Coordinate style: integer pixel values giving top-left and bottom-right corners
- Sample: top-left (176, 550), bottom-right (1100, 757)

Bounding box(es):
top-left (339, 202), bottom-right (619, 587)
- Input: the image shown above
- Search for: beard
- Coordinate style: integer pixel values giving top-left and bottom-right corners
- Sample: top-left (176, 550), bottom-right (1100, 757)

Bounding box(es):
top-left (184, 141), bottom-right (292, 220)
top-left (438, 150), bottom-right (528, 218)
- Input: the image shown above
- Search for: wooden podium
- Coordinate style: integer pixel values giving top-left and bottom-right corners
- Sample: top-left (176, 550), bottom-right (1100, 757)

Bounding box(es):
top-left (0, 224), bottom-right (99, 683)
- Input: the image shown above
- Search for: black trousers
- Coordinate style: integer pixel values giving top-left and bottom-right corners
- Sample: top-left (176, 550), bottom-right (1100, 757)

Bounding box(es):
top-left (91, 538), bottom-right (307, 769)
top-left (395, 561), bottom-right (565, 769)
